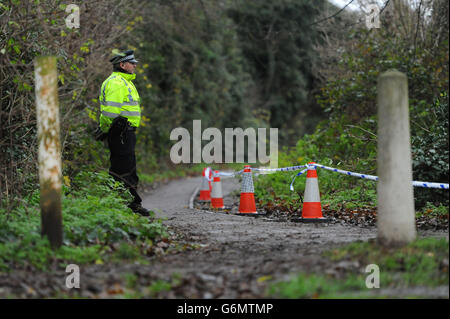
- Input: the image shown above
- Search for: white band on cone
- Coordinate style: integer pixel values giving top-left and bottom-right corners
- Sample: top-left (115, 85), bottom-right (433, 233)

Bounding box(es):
top-left (211, 181), bottom-right (223, 198)
top-left (241, 172), bottom-right (254, 193)
top-left (304, 176), bottom-right (320, 202)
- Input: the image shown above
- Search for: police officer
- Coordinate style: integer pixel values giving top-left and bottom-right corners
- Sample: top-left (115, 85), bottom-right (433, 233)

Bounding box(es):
top-left (97, 50), bottom-right (150, 216)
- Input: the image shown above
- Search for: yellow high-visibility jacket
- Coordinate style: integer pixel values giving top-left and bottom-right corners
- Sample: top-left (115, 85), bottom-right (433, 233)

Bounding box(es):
top-left (99, 71), bottom-right (141, 133)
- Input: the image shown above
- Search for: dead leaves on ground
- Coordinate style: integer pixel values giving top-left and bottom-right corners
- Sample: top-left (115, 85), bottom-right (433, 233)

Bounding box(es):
top-left (259, 201), bottom-right (448, 230)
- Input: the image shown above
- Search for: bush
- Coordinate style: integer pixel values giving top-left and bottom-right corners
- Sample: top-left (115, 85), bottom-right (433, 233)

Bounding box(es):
top-left (0, 0), bottom-right (141, 208)
top-left (0, 170), bottom-right (167, 271)
top-left (253, 113), bottom-right (379, 211)
top-left (411, 93), bottom-right (449, 207)
top-left (313, 19), bottom-right (449, 208)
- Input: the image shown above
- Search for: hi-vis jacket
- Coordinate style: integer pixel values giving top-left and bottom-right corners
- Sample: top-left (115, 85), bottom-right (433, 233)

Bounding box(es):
top-left (99, 71), bottom-right (141, 133)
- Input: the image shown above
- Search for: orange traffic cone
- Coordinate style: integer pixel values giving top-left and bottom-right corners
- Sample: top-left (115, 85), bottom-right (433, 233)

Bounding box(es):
top-left (237, 165), bottom-right (259, 215)
top-left (297, 162), bottom-right (328, 223)
top-left (198, 167), bottom-right (211, 202)
top-left (211, 171), bottom-right (224, 209)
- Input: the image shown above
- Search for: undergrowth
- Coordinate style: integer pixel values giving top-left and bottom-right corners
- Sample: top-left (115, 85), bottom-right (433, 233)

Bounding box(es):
top-left (268, 237), bottom-right (449, 298)
top-left (0, 170), bottom-right (167, 271)
top-left (253, 145), bottom-right (448, 216)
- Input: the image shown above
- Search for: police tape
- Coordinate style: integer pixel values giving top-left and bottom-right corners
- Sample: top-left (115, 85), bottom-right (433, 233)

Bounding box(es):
top-left (303, 163), bottom-right (449, 190)
top-left (307, 163), bottom-right (379, 181)
top-left (210, 164), bottom-right (308, 180)
top-left (412, 181), bottom-right (449, 189)
top-left (289, 168), bottom-right (309, 191)
top-left (203, 168), bottom-right (244, 181)
top-left (208, 164), bottom-right (307, 176)
top-left (206, 163), bottom-right (449, 190)
top-left (214, 170), bottom-right (244, 179)
top-left (253, 165), bottom-right (308, 173)
top-left (204, 167), bottom-right (213, 182)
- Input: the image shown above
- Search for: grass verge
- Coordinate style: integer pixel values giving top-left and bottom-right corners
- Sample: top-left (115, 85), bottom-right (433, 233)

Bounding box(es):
top-left (0, 170), bottom-right (168, 271)
top-left (268, 237), bottom-right (449, 298)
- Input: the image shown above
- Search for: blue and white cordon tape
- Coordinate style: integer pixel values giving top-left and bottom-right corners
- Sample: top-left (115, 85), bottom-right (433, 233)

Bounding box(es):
top-left (293, 163), bottom-right (449, 190)
top-left (306, 163), bottom-right (379, 182)
top-left (205, 163), bottom-right (449, 190)
top-left (214, 170), bottom-right (244, 179)
top-left (411, 180), bottom-right (449, 189)
top-left (205, 169), bottom-right (244, 181)
top-left (289, 168), bottom-right (309, 191)
top-left (253, 165), bottom-right (307, 173)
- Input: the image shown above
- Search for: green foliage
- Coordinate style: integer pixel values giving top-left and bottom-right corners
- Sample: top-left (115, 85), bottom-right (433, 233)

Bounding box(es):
top-left (270, 238), bottom-right (449, 298)
top-left (62, 171), bottom-right (167, 247)
top-left (254, 154), bottom-right (378, 212)
top-left (416, 202), bottom-right (449, 218)
top-left (0, 202), bottom-right (104, 270)
top-left (269, 272), bottom-right (367, 299)
top-left (228, 0), bottom-right (326, 143)
top-left (148, 280), bottom-right (172, 297)
top-left (138, 167), bottom-right (186, 185)
top-left (112, 243), bottom-right (141, 261)
top-left (0, 0), bottom-right (141, 207)
top-left (134, 0), bottom-right (258, 165)
top-left (330, 238), bottom-right (449, 287)
top-left (147, 273), bottom-right (182, 298)
top-left (254, 113), bottom-right (379, 210)
top-left (313, 22), bottom-right (449, 208)
top-left (0, 171), bottom-right (167, 271)
top-left (254, 151), bottom-right (306, 208)
top-left (123, 273), bottom-right (138, 288)
top-left (411, 93), bottom-right (449, 207)
top-left (322, 186), bottom-right (377, 211)
top-left (123, 0), bottom-right (328, 170)
top-left (317, 26), bottom-right (448, 121)
top-left (252, 6), bottom-right (449, 211)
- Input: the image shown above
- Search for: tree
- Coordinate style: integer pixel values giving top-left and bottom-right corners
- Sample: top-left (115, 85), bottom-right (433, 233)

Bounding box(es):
top-left (227, 0), bottom-right (326, 144)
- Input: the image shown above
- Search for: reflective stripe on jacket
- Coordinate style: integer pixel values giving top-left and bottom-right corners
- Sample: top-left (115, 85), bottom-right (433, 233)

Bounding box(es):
top-left (99, 71), bottom-right (141, 132)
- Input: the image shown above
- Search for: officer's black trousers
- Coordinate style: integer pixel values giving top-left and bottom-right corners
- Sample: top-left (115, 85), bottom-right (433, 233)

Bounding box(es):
top-left (107, 128), bottom-right (142, 205)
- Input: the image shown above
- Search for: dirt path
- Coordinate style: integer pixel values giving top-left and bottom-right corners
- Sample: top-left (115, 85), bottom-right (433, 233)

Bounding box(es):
top-left (141, 176), bottom-right (379, 298)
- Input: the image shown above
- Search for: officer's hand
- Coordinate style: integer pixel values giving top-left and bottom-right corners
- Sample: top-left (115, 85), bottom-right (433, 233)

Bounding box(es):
top-left (93, 127), bottom-right (108, 141)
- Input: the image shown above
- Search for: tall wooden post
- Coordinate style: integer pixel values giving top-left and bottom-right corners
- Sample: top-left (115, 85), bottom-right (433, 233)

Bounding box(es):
top-left (377, 70), bottom-right (416, 246)
top-left (34, 56), bottom-right (63, 249)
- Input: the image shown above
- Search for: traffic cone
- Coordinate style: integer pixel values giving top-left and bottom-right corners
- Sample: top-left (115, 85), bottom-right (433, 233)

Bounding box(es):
top-left (296, 162), bottom-right (328, 223)
top-left (211, 171), bottom-right (224, 209)
top-left (237, 165), bottom-right (259, 215)
top-left (198, 167), bottom-right (211, 202)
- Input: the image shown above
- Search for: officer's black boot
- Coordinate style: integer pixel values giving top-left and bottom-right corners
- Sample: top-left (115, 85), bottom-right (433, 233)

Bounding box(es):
top-left (128, 202), bottom-right (151, 217)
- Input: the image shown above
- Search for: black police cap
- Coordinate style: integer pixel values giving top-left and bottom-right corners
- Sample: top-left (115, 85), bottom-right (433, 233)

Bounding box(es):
top-left (109, 50), bottom-right (138, 64)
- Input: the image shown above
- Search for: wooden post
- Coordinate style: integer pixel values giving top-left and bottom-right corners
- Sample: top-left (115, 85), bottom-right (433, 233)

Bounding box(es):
top-left (377, 70), bottom-right (416, 246)
top-left (34, 56), bottom-right (63, 249)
